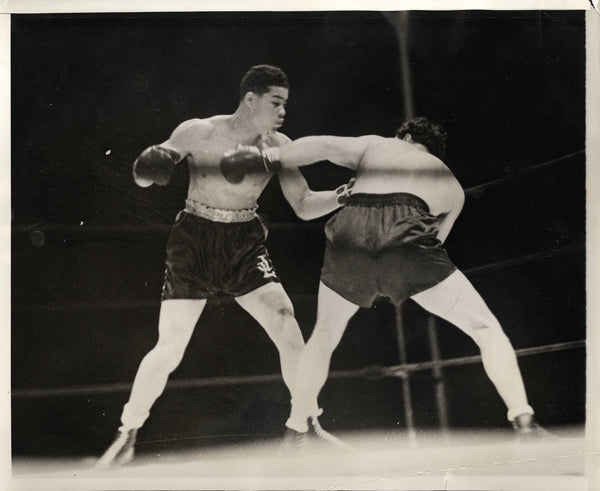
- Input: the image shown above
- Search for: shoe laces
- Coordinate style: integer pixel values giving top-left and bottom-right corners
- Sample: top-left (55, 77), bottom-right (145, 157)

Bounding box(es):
top-left (97, 429), bottom-right (136, 464)
top-left (309, 416), bottom-right (354, 450)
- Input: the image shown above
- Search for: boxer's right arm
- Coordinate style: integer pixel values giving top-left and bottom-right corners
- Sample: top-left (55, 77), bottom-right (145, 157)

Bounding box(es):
top-left (133, 119), bottom-right (210, 187)
top-left (133, 145), bottom-right (183, 187)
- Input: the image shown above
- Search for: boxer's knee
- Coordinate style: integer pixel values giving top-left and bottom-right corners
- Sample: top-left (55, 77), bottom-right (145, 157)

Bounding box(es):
top-left (274, 307), bottom-right (304, 355)
top-left (150, 328), bottom-right (191, 373)
top-left (469, 321), bottom-right (510, 352)
top-left (308, 319), bottom-right (345, 356)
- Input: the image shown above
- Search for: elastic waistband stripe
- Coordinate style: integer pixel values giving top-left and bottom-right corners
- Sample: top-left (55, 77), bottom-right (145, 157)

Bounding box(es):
top-left (184, 199), bottom-right (257, 223)
top-left (347, 193), bottom-right (429, 212)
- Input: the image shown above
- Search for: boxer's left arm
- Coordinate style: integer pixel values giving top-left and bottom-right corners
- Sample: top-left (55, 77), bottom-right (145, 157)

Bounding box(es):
top-left (278, 135), bottom-right (376, 170)
top-left (219, 135), bottom-right (376, 184)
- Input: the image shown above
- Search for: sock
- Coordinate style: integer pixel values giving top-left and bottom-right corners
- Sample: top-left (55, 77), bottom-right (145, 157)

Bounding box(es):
top-left (285, 403), bottom-right (323, 433)
top-left (507, 404), bottom-right (534, 422)
top-left (119, 402), bottom-right (149, 430)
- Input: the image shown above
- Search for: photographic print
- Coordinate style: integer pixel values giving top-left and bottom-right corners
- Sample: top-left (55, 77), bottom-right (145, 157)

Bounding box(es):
top-left (4, 1), bottom-right (599, 490)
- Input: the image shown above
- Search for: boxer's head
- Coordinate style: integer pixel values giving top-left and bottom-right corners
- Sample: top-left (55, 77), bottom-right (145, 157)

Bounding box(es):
top-left (239, 65), bottom-right (289, 131)
top-left (396, 117), bottom-right (447, 160)
top-left (239, 65), bottom-right (289, 100)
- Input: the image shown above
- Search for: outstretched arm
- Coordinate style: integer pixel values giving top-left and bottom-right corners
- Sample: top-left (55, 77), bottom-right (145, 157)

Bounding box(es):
top-left (219, 135), bottom-right (376, 184)
top-left (279, 135), bottom-right (374, 170)
top-left (133, 119), bottom-right (210, 187)
top-left (278, 168), bottom-right (355, 221)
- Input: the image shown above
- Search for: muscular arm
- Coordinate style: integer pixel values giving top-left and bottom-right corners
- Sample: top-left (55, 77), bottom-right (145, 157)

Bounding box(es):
top-left (436, 192), bottom-right (465, 244)
top-left (219, 134), bottom-right (376, 184)
top-left (278, 135), bottom-right (376, 170)
top-left (273, 133), bottom-right (351, 220)
top-left (133, 119), bottom-right (211, 187)
top-left (278, 168), bottom-right (350, 221)
top-left (276, 135), bottom-right (369, 220)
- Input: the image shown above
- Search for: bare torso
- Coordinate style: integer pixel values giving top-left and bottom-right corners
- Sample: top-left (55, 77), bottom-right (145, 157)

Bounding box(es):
top-left (170, 115), bottom-right (286, 210)
top-left (351, 136), bottom-right (464, 215)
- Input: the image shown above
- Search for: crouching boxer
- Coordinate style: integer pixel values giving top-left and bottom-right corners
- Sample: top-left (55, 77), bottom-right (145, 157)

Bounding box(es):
top-left (220, 117), bottom-right (543, 444)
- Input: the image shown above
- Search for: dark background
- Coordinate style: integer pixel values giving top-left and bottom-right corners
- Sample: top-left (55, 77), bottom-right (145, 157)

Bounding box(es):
top-left (11, 10), bottom-right (585, 458)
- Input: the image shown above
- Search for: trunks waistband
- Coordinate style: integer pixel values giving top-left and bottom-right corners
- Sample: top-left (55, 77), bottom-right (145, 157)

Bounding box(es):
top-left (184, 199), bottom-right (258, 223)
top-left (347, 193), bottom-right (430, 212)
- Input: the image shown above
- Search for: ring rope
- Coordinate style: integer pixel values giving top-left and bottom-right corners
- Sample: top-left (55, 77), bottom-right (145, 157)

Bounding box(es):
top-left (12, 339), bottom-right (584, 399)
top-left (463, 243), bottom-right (583, 275)
top-left (13, 242), bottom-right (583, 314)
top-left (351, 338), bottom-right (586, 381)
top-left (464, 149), bottom-right (584, 196)
top-left (12, 150), bottom-right (585, 398)
top-left (13, 149), bottom-right (585, 235)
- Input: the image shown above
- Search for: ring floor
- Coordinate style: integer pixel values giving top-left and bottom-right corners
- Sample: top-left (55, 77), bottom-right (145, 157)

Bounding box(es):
top-left (10, 425), bottom-right (595, 491)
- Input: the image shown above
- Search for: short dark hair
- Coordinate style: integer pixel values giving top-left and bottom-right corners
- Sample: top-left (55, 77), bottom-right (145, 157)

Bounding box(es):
top-left (395, 117), bottom-right (447, 160)
top-left (239, 65), bottom-right (289, 100)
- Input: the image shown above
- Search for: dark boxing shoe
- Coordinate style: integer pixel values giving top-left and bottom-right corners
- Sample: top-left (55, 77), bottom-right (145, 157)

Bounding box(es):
top-left (511, 413), bottom-right (555, 440)
top-left (280, 413), bottom-right (354, 454)
top-left (279, 427), bottom-right (309, 454)
top-left (95, 428), bottom-right (138, 470)
top-left (307, 415), bottom-right (355, 451)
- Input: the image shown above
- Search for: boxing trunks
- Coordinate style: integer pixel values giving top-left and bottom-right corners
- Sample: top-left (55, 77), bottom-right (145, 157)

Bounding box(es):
top-left (321, 193), bottom-right (457, 307)
top-left (161, 199), bottom-right (280, 300)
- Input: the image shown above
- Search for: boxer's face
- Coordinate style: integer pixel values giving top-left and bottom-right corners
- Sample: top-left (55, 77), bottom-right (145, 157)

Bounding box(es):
top-left (249, 86), bottom-right (288, 131)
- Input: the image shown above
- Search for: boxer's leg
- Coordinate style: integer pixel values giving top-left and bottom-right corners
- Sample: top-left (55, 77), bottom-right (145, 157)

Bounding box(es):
top-left (96, 299), bottom-right (205, 469)
top-left (411, 270), bottom-right (534, 423)
top-left (235, 282), bottom-right (305, 397)
top-left (286, 282), bottom-right (359, 433)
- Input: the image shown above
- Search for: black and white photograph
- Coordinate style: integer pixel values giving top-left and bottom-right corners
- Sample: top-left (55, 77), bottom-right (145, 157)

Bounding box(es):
top-left (3, 1), bottom-right (599, 490)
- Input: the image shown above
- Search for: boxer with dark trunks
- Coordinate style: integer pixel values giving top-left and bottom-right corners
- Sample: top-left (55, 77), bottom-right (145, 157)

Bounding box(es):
top-left (221, 117), bottom-right (542, 442)
top-left (320, 192), bottom-right (456, 308)
top-left (96, 65), bottom-right (353, 469)
top-left (161, 201), bottom-right (278, 300)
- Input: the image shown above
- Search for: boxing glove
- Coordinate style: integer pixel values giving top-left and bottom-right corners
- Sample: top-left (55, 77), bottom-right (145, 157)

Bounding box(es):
top-left (220, 146), bottom-right (282, 184)
top-left (133, 145), bottom-right (181, 187)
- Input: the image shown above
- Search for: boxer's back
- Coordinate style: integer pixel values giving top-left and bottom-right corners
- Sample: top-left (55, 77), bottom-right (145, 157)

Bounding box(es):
top-left (353, 137), bottom-right (464, 216)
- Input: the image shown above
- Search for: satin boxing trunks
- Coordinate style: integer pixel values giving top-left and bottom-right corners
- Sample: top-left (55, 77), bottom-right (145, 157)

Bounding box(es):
top-left (161, 199), bottom-right (280, 300)
top-left (320, 193), bottom-right (457, 308)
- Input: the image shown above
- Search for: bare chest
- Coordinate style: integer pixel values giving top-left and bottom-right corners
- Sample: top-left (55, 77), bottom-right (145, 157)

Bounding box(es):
top-left (184, 136), bottom-right (273, 208)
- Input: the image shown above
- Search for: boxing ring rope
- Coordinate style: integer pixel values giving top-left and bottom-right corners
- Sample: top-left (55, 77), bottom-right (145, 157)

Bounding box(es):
top-left (11, 339), bottom-right (585, 400)
top-left (392, 241), bottom-right (584, 434)
top-left (12, 148), bottom-right (584, 239)
top-left (463, 149), bottom-right (584, 197)
top-left (386, 146), bottom-right (585, 434)
top-left (12, 150), bottom-right (586, 426)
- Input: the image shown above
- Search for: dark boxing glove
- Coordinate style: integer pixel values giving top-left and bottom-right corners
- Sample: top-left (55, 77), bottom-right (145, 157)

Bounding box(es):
top-left (133, 145), bottom-right (181, 187)
top-left (220, 145), bottom-right (282, 184)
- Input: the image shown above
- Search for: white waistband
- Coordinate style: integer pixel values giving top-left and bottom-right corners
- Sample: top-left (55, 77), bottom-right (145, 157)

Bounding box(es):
top-left (184, 199), bottom-right (257, 223)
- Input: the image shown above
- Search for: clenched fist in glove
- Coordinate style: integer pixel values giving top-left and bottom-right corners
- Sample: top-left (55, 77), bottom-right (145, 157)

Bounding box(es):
top-left (219, 145), bottom-right (282, 184)
top-left (133, 145), bottom-right (182, 187)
